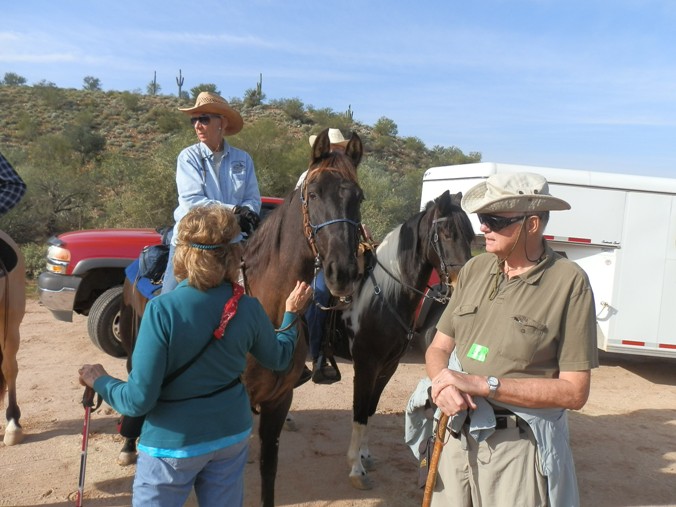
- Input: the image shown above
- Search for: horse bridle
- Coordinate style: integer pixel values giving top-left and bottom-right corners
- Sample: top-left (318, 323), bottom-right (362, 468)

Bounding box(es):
top-left (300, 177), bottom-right (363, 310)
top-left (363, 211), bottom-right (464, 343)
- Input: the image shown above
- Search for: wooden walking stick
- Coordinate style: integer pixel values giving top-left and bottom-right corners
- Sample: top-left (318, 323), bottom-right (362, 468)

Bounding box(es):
top-left (422, 412), bottom-right (450, 507)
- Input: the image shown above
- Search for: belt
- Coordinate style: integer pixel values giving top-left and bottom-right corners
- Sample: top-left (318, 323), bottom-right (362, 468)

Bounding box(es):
top-left (495, 414), bottom-right (519, 430)
top-left (463, 410), bottom-right (521, 430)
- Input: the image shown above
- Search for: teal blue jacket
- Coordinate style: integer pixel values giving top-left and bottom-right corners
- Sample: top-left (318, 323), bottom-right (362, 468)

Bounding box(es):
top-left (94, 280), bottom-right (298, 449)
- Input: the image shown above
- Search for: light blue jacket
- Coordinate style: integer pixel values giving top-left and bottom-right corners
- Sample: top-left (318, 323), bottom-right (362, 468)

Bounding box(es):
top-left (171, 140), bottom-right (261, 244)
top-left (405, 350), bottom-right (580, 507)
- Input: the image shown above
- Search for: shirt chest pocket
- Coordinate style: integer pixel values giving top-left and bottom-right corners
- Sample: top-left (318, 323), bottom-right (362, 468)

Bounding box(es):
top-left (229, 161), bottom-right (246, 195)
top-left (498, 315), bottom-right (547, 366)
top-left (452, 305), bottom-right (479, 342)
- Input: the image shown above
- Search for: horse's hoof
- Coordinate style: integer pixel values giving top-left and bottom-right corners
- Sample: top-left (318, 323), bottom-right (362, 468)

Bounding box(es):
top-left (117, 451), bottom-right (137, 466)
top-left (3, 420), bottom-right (24, 446)
top-left (362, 456), bottom-right (376, 472)
top-left (350, 473), bottom-right (373, 490)
top-left (283, 415), bottom-right (298, 432)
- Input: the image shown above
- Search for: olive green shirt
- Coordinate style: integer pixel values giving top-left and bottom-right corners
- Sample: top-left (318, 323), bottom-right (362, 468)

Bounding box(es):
top-left (437, 244), bottom-right (598, 378)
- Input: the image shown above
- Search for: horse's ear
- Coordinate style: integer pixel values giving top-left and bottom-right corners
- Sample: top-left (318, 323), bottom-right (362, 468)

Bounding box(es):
top-left (436, 190), bottom-right (451, 207)
top-left (311, 128), bottom-right (331, 163)
top-left (345, 133), bottom-right (363, 169)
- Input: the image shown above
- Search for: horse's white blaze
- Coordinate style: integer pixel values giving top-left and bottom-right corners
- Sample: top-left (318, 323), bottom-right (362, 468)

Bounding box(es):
top-left (341, 226), bottom-right (403, 339)
top-left (347, 421), bottom-right (368, 477)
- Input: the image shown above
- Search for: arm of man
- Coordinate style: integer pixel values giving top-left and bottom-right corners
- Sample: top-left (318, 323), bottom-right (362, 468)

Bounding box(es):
top-left (237, 153), bottom-right (261, 214)
top-left (426, 329), bottom-right (478, 415)
top-left (427, 330), bottom-right (591, 413)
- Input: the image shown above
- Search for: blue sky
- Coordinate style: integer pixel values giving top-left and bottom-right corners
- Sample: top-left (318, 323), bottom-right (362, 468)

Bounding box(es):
top-left (3, 1), bottom-right (676, 178)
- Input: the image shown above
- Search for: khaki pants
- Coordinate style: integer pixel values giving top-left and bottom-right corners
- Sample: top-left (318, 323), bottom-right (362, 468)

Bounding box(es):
top-left (431, 418), bottom-right (548, 507)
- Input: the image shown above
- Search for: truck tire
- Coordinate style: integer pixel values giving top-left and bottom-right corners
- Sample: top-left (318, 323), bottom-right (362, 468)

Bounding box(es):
top-left (87, 286), bottom-right (127, 358)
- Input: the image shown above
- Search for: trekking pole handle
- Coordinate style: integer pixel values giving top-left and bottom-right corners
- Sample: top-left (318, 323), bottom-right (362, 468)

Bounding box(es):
top-left (82, 386), bottom-right (96, 409)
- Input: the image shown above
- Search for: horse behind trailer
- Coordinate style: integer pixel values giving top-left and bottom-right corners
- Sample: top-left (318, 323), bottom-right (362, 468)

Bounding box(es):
top-left (332, 190), bottom-right (475, 489)
top-left (117, 128), bottom-right (365, 507)
top-left (0, 230), bottom-right (26, 446)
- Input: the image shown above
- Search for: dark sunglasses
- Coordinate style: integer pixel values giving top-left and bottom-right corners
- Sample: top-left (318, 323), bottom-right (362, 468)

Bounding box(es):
top-left (477, 214), bottom-right (527, 232)
top-left (190, 114), bottom-right (219, 126)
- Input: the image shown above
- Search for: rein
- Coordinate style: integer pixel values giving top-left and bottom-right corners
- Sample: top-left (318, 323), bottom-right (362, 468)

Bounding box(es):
top-left (363, 211), bottom-right (463, 339)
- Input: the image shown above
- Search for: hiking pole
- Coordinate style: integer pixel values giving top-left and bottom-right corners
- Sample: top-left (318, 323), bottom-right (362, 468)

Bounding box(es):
top-left (422, 412), bottom-right (449, 507)
top-left (76, 386), bottom-right (97, 507)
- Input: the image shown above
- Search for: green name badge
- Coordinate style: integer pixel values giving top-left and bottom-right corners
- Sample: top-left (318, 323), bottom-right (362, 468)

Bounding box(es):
top-left (467, 343), bottom-right (489, 362)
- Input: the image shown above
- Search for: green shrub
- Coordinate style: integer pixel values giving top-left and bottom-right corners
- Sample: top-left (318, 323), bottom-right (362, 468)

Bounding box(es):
top-left (21, 242), bottom-right (47, 280)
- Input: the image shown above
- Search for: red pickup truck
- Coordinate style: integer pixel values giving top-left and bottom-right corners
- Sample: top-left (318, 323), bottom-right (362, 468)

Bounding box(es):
top-left (37, 198), bottom-right (283, 357)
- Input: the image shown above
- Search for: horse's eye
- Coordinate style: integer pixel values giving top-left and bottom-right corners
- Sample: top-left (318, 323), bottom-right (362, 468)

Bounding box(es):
top-left (308, 192), bottom-right (318, 200)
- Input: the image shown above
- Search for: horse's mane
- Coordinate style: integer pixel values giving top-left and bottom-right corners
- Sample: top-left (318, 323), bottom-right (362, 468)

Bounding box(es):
top-left (304, 151), bottom-right (359, 186)
top-left (244, 188), bottom-right (296, 270)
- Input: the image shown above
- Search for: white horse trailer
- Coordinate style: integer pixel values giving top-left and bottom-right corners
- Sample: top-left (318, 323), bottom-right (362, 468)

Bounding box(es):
top-left (421, 162), bottom-right (676, 359)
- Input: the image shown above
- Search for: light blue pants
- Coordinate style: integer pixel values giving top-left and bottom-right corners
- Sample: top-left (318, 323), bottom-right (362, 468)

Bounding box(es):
top-left (160, 243), bottom-right (178, 294)
top-left (133, 439), bottom-right (249, 507)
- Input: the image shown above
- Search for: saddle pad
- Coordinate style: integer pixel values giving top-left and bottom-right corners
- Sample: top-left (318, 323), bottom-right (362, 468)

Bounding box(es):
top-left (125, 258), bottom-right (163, 300)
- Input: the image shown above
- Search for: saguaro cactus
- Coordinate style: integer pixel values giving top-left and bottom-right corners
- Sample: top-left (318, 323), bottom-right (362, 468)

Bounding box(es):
top-left (176, 69), bottom-right (184, 98)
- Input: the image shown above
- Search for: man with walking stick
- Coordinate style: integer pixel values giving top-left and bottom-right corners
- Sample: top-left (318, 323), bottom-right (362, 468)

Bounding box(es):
top-left (425, 173), bottom-right (598, 507)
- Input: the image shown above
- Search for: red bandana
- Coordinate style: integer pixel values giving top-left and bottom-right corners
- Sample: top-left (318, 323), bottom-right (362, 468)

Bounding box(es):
top-left (213, 283), bottom-right (244, 339)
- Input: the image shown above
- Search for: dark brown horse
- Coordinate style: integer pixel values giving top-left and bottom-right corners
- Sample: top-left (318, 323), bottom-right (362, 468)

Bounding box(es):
top-left (118, 128), bottom-right (365, 506)
top-left (0, 230), bottom-right (26, 446)
top-left (333, 190), bottom-right (474, 489)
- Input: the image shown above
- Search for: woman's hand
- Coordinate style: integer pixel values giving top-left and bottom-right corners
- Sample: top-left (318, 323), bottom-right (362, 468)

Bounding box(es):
top-left (78, 364), bottom-right (108, 388)
top-left (285, 281), bottom-right (313, 313)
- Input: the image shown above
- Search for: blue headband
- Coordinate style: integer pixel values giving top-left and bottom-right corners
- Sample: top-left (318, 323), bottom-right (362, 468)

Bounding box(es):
top-left (188, 242), bottom-right (223, 250)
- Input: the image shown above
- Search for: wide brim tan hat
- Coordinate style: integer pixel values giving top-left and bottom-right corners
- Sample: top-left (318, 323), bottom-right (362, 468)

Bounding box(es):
top-left (462, 172), bottom-right (571, 213)
top-left (309, 128), bottom-right (349, 148)
top-left (178, 91), bottom-right (243, 135)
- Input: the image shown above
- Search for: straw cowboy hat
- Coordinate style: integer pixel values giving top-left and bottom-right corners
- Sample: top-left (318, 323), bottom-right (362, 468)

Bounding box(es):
top-left (178, 91), bottom-right (243, 135)
top-left (461, 172), bottom-right (571, 214)
top-left (308, 128), bottom-right (349, 148)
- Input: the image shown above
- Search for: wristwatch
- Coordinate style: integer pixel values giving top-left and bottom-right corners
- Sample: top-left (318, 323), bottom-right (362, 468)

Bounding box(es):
top-left (486, 376), bottom-right (500, 398)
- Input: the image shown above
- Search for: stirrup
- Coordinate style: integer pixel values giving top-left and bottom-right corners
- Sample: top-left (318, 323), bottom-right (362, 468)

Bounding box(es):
top-left (311, 356), bottom-right (341, 385)
top-left (295, 365), bottom-right (312, 388)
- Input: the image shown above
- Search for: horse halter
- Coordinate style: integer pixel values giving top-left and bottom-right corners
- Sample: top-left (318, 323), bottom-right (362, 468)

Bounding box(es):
top-left (427, 212), bottom-right (467, 303)
top-left (300, 176), bottom-right (361, 260)
top-left (300, 175), bottom-right (362, 309)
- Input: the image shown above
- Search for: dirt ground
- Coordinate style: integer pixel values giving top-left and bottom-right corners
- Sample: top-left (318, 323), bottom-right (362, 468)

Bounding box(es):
top-left (1, 299), bottom-right (675, 507)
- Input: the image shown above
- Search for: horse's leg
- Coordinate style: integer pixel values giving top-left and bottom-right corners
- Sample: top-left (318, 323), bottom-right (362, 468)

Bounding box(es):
top-left (2, 339), bottom-right (22, 445)
top-left (2, 268), bottom-right (25, 446)
top-left (258, 391), bottom-right (293, 507)
top-left (117, 415), bottom-right (144, 466)
top-left (348, 357), bottom-right (378, 490)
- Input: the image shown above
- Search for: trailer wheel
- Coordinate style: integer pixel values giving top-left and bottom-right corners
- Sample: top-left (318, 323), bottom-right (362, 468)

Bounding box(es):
top-left (87, 286), bottom-right (127, 358)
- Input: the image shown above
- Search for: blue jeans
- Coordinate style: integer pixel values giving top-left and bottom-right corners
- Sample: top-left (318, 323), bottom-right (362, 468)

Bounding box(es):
top-left (160, 243), bottom-right (178, 294)
top-left (133, 439), bottom-right (249, 507)
top-left (306, 271), bottom-right (330, 360)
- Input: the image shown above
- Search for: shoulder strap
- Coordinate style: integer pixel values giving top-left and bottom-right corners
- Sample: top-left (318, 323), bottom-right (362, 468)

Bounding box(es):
top-left (161, 283), bottom-right (245, 388)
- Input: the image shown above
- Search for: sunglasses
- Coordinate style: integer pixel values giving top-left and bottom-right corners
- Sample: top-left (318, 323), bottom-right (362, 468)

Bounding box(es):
top-left (190, 114), bottom-right (219, 126)
top-left (477, 214), bottom-right (528, 232)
